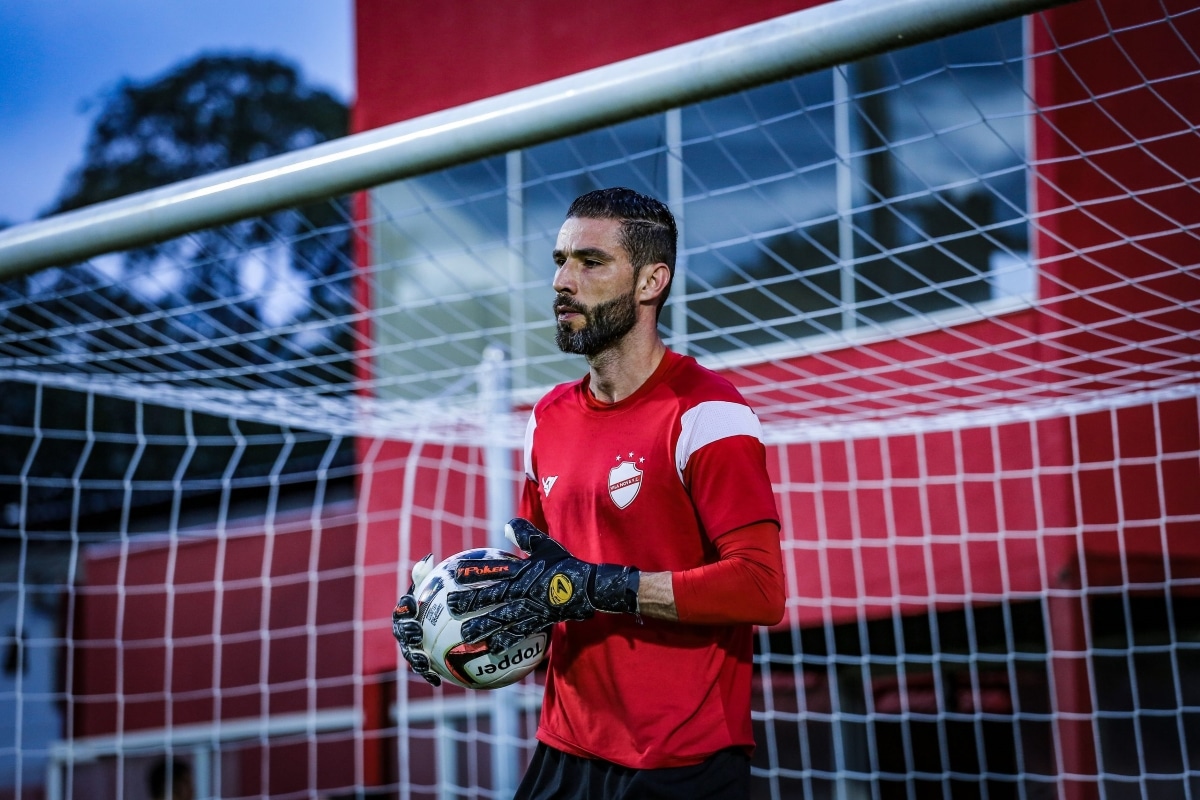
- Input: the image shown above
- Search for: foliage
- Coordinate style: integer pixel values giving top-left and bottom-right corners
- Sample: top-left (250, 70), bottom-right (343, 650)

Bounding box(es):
top-left (53, 54), bottom-right (347, 212)
top-left (0, 54), bottom-right (357, 532)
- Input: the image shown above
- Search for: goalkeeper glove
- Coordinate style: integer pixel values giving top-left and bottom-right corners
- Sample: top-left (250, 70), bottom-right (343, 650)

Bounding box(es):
top-left (391, 553), bottom-right (442, 687)
top-left (447, 518), bottom-right (640, 654)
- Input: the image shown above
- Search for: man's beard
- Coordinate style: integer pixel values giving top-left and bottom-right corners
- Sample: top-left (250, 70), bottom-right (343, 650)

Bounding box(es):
top-left (554, 288), bottom-right (638, 357)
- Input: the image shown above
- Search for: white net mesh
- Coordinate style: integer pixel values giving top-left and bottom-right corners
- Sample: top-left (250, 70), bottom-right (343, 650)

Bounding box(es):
top-left (1, 1), bottom-right (1198, 798)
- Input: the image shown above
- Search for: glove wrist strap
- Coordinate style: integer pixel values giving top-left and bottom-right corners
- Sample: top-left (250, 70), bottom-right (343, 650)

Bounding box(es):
top-left (590, 564), bottom-right (641, 615)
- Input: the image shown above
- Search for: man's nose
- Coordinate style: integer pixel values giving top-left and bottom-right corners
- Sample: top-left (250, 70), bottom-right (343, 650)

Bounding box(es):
top-left (553, 264), bottom-right (575, 295)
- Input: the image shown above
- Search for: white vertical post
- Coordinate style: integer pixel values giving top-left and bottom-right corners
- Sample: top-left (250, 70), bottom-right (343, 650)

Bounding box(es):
top-left (192, 745), bottom-right (212, 799)
top-left (666, 108), bottom-right (688, 354)
top-left (479, 344), bottom-right (520, 797)
top-left (437, 717), bottom-right (459, 800)
top-left (832, 664), bottom-right (871, 800)
top-left (834, 65), bottom-right (857, 334)
top-left (507, 151), bottom-right (527, 391)
top-left (45, 760), bottom-right (62, 800)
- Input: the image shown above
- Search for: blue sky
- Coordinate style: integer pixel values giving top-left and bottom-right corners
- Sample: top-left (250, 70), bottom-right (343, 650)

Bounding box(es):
top-left (0, 1), bottom-right (354, 226)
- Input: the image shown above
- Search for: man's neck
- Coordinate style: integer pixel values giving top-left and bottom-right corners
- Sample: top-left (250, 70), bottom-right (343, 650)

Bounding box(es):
top-left (586, 333), bottom-right (667, 404)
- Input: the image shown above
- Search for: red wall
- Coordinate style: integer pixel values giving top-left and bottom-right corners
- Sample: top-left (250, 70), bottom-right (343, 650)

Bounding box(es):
top-left (1028, 0), bottom-right (1200, 584)
top-left (348, 0), bottom-right (1200, 645)
top-left (1032, 0), bottom-right (1200, 390)
top-left (356, 439), bottom-right (495, 677)
top-left (351, 0), bottom-right (832, 680)
top-left (68, 5), bottom-right (843, 788)
top-left (773, 394), bottom-right (1200, 630)
top-left (67, 1), bottom-right (1199, 792)
top-left (352, 0), bottom-right (826, 134)
top-left (71, 505), bottom-right (358, 733)
top-left (731, 0), bottom-right (1199, 629)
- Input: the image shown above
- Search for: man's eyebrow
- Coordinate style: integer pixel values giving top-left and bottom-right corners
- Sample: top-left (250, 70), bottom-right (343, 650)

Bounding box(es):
top-left (553, 246), bottom-right (614, 262)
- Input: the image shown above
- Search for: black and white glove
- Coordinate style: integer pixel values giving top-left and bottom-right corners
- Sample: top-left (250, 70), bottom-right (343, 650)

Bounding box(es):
top-left (391, 554), bottom-right (441, 686)
top-left (447, 518), bottom-right (640, 654)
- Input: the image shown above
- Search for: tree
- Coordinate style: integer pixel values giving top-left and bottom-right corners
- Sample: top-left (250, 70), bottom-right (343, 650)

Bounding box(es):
top-left (47, 53), bottom-right (354, 377)
top-left (54, 53), bottom-right (347, 211)
top-left (0, 54), bottom-right (356, 533)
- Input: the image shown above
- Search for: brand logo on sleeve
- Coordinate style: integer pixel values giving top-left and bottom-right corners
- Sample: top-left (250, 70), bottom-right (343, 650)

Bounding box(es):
top-left (541, 476), bottom-right (558, 496)
top-left (608, 452), bottom-right (644, 509)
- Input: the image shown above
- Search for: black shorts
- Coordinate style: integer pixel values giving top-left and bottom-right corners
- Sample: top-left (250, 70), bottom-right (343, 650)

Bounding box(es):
top-left (514, 742), bottom-right (751, 800)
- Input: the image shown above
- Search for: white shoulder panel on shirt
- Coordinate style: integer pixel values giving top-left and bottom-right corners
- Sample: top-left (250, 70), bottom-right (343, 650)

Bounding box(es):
top-left (674, 401), bottom-right (764, 480)
top-left (523, 411), bottom-right (538, 481)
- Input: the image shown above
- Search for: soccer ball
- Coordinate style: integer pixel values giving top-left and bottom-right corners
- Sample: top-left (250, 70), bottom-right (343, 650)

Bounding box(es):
top-left (414, 548), bottom-right (548, 690)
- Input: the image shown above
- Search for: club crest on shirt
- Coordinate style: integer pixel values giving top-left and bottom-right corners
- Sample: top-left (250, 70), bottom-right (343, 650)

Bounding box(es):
top-left (608, 453), bottom-right (644, 509)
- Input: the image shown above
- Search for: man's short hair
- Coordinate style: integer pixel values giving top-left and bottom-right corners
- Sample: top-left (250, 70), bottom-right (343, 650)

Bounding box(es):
top-left (566, 187), bottom-right (678, 313)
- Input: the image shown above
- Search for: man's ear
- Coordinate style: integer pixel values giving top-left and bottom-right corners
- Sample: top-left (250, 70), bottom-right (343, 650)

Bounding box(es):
top-left (638, 262), bottom-right (671, 306)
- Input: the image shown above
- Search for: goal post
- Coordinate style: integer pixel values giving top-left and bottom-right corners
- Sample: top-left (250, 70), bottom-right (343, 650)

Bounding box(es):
top-left (1, 0), bottom-right (1198, 798)
top-left (0, 0), bottom-right (1072, 280)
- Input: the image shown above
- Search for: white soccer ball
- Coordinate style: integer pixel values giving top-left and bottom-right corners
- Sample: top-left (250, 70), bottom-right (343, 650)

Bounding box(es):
top-left (414, 547), bottom-right (548, 690)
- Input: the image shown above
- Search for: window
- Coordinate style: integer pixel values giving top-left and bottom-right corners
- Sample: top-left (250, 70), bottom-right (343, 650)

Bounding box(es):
top-left (367, 20), bottom-right (1030, 397)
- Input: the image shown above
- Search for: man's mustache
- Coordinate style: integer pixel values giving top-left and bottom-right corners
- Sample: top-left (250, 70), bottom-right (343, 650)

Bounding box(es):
top-left (554, 294), bottom-right (588, 316)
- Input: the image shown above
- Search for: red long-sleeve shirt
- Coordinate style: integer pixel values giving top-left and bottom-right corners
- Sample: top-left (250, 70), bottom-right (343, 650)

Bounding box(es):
top-left (519, 349), bottom-right (783, 769)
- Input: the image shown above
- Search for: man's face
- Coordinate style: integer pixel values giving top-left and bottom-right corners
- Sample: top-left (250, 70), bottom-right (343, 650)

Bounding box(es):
top-left (552, 216), bottom-right (639, 357)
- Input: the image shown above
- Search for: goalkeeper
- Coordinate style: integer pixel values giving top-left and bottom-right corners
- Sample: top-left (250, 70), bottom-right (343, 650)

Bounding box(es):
top-left (395, 187), bottom-right (784, 799)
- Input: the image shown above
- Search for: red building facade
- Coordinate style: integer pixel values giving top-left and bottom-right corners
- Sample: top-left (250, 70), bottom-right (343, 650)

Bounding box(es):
top-left (66, 1), bottom-right (1199, 797)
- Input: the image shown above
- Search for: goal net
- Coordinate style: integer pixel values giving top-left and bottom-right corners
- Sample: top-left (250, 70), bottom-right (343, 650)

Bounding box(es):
top-left (1, 0), bottom-right (1197, 798)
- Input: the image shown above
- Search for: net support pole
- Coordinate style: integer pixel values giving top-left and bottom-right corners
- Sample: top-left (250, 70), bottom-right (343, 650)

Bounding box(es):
top-left (44, 762), bottom-right (61, 800)
top-left (1047, 578), bottom-right (1100, 800)
top-left (666, 108), bottom-right (688, 355)
top-left (832, 664), bottom-right (872, 800)
top-left (479, 345), bottom-right (521, 797)
top-left (507, 151), bottom-right (528, 393)
top-left (833, 65), bottom-right (857, 333)
top-left (192, 744), bottom-right (213, 800)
